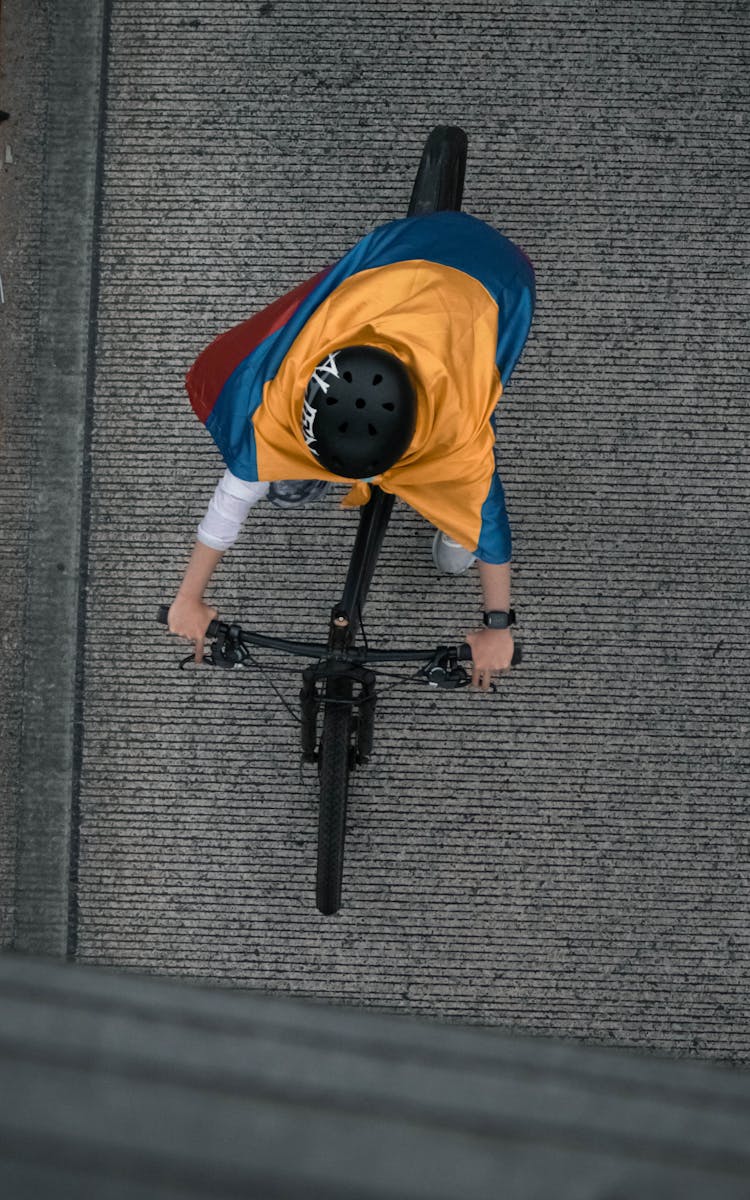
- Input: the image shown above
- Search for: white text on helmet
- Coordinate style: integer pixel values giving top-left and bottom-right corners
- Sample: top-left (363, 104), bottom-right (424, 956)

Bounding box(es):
top-left (309, 351), bottom-right (341, 395)
top-left (302, 350), bottom-right (343, 454)
top-left (301, 396), bottom-right (319, 453)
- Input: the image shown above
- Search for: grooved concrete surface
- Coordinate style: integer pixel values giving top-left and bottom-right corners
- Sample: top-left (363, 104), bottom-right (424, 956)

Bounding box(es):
top-left (54, 2), bottom-right (750, 1058)
top-left (0, 0), bottom-right (49, 946)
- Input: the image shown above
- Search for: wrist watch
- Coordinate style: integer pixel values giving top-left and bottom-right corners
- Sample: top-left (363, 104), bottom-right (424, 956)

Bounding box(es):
top-left (482, 609), bottom-right (516, 629)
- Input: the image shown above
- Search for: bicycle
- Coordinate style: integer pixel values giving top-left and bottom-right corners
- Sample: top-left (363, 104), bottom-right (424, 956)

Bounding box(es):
top-left (158, 125), bottom-right (522, 916)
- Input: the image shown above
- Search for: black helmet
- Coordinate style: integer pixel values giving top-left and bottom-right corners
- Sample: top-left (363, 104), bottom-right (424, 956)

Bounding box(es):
top-left (301, 344), bottom-right (417, 479)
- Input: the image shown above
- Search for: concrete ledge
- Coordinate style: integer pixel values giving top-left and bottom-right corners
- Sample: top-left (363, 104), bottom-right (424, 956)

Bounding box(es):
top-left (2, 951), bottom-right (750, 1198)
top-left (13, 0), bottom-right (108, 956)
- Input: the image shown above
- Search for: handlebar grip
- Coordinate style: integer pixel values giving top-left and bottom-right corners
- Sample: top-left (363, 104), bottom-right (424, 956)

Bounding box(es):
top-left (458, 640), bottom-right (523, 666)
top-left (157, 604), bottom-right (223, 640)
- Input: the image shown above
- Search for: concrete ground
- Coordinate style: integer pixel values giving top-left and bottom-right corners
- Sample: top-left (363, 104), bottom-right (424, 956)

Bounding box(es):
top-left (3, 0), bottom-right (749, 1073)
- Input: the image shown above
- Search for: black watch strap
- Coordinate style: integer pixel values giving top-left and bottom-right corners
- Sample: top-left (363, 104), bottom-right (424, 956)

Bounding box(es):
top-left (482, 608), bottom-right (516, 629)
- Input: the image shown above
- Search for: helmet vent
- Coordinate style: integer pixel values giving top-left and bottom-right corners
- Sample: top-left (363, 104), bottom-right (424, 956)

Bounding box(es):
top-left (355, 398), bottom-right (365, 409)
top-left (338, 421), bottom-right (349, 433)
top-left (325, 395), bottom-right (338, 406)
top-left (368, 424), bottom-right (377, 436)
top-left (343, 371), bottom-right (353, 382)
top-left (382, 402), bottom-right (395, 411)
top-left (373, 374), bottom-right (383, 385)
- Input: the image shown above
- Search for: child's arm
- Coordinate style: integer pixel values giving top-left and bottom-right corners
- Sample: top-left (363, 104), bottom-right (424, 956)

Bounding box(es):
top-left (168, 470), bottom-right (269, 661)
top-left (168, 542), bottom-right (223, 664)
top-left (175, 539), bottom-right (225, 603)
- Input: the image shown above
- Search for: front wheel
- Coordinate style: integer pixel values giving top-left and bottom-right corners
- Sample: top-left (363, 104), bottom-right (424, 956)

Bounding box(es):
top-left (316, 679), bottom-right (353, 915)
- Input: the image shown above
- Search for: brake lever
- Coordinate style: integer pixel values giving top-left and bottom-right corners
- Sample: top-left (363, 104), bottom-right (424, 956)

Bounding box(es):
top-left (177, 625), bottom-right (248, 670)
top-left (420, 647), bottom-right (471, 690)
top-left (212, 625), bottom-right (250, 669)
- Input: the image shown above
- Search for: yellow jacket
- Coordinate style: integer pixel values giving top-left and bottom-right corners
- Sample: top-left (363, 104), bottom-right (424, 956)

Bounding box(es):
top-left (186, 211), bottom-right (535, 562)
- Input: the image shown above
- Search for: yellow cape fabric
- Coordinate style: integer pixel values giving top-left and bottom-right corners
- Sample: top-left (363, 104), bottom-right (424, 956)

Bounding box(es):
top-left (252, 259), bottom-right (503, 553)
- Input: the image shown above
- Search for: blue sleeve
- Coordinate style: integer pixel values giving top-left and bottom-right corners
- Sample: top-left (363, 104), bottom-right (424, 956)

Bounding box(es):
top-left (203, 355), bottom-right (265, 482)
top-left (497, 267), bottom-right (536, 387)
top-left (475, 470), bottom-right (512, 564)
top-left (477, 260), bottom-right (534, 563)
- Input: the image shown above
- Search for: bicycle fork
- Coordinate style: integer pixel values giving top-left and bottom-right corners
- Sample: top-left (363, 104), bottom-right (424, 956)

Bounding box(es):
top-left (300, 661), bottom-right (377, 769)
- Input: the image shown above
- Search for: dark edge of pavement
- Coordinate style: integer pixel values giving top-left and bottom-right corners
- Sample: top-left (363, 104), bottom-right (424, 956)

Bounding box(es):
top-left (13, 0), bottom-right (111, 959)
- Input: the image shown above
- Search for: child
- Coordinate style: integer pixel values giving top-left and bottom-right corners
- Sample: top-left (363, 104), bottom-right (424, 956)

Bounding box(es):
top-left (168, 211), bottom-right (535, 690)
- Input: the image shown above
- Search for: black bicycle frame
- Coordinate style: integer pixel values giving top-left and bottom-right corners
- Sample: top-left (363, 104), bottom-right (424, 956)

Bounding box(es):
top-left (297, 485), bottom-right (393, 765)
top-left (328, 484), bottom-right (395, 653)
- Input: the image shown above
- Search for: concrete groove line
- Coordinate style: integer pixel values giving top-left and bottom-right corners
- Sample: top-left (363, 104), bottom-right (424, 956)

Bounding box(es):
top-left (65, 0), bottom-right (116, 962)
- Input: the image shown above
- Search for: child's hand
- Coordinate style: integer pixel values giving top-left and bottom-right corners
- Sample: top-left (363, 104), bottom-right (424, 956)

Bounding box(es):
top-left (168, 595), bottom-right (219, 663)
top-left (464, 627), bottom-right (514, 692)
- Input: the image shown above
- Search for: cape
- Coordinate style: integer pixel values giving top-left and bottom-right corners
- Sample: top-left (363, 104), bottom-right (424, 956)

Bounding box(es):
top-left (185, 211), bottom-right (535, 563)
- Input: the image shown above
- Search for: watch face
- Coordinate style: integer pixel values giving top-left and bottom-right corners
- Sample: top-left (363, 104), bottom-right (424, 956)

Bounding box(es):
top-left (485, 611), bottom-right (509, 627)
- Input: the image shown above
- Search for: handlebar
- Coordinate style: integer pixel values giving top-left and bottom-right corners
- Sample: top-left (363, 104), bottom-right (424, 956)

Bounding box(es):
top-left (156, 604), bottom-right (522, 686)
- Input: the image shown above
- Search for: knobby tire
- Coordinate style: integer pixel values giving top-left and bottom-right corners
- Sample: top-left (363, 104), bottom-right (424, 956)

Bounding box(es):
top-left (316, 681), bottom-right (353, 915)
